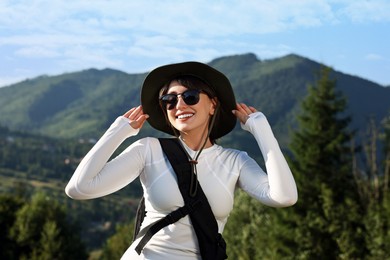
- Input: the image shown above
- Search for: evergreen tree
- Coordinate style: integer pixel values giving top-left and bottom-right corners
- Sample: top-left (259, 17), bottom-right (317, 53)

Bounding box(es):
top-left (362, 113), bottom-right (390, 259)
top-left (100, 222), bottom-right (134, 260)
top-left (282, 67), bottom-right (365, 258)
top-left (32, 221), bottom-right (62, 260)
top-left (224, 190), bottom-right (280, 260)
top-left (382, 113), bottom-right (390, 193)
top-left (10, 191), bottom-right (88, 260)
top-left (0, 194), bottom-right (24, 260)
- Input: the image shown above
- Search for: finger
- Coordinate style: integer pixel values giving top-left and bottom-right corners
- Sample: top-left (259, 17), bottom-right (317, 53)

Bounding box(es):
top-left (239, 103), bottom-right (253, 114)
top-left (236, 103), bottom-right (250, 115)
top-left (137, 114), bottom-right (149, 126)
top-left (248, 106), bottom-right (257, 113)
top-left (130, 114), bottom-right (149, 129)
top-left (235, 103), bottom-right (245, 112)
top-left (128, 106), bottom-right (143, 120)
top-left (234, 104), bottom-right (245, 118)
top-left (238, 103), bottom-right (258, 115)
top-left (123, 107), bottom-right (136, 117)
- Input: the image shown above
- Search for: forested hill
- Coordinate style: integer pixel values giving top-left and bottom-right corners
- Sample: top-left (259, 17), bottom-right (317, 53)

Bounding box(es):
top-left (0, 53), bottom-right (389, 149)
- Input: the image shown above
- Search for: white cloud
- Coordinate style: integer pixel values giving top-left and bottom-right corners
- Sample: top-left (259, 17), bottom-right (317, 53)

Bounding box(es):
top-left (1, 0), bottom-right (385, 58)
top-left (2, 1), bottom-right (388, 36)
top-left (365, 53), bottom-right (385, 61)
top-left (1, 0), bottom-right (389, 85)
top-left (15, 46), bottom-right (60, 58)
top-left (0, 1), bottom-right (338, 35)
top-left (338, 0), bottom-right (390, 23)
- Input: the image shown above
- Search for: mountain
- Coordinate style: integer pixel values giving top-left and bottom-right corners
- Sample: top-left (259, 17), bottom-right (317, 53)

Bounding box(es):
top-left (0, 68), bottom-right (147, 138)
top-left (1, 53), bottom-right (389, 152)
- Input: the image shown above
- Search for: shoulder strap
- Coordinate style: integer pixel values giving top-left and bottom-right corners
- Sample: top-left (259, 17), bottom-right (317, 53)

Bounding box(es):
top-left (160, 138), bottom-right (227, 260)
top-left (132, 196), bottom-right (145, 242)
top-left (134, 138), bottom-right (227, 259)
top-left (133, 138), bottom-right (201, 253)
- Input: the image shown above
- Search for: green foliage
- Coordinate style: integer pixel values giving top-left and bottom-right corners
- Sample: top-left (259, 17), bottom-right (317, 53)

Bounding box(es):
top-left (356, 112), bottom-right (390, 259)
top-left (0, 194), bottom-right (24, 259)
top-left (291, 67), bottom-right (353, 191)
top-left (0, 127), bottom-right (141, 255)
top-left (224, 190), bottom-right (282, 259)
top-left (100, 222), bottom-right (135, 260)
top-left (1, 192), bottom-right (87, 260)
top-left (0, 68), bottom-right (147, 138)
top-left (224, 67), bottom-right (370, 259)
top-left (364, 194), bottom-right (390, 259)
top-left (284, 67), bottom-right (365, 258)
top-left (28, 80), bottom-right (83, 125)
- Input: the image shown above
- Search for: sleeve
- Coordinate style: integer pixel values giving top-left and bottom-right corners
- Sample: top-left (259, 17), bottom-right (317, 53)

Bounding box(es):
top-left (65, 116), bottom-right (147, 200)
top-left (237, 112), bottom-right (298, 207)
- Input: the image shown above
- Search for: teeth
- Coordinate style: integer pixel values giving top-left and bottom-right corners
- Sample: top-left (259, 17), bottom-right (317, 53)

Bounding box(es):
top-left (177, 114), bottom-right (193, 119)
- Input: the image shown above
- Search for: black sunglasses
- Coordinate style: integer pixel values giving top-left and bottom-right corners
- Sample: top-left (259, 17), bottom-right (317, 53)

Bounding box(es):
top-left (160, 89), bottom-right (202, 110)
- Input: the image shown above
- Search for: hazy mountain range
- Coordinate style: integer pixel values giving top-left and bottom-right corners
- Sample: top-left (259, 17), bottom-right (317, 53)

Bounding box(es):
top-left (1, 53), bottom-right (389, 152)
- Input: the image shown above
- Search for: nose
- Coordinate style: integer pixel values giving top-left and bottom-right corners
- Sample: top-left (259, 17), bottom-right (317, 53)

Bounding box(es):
top-left (175, 95), bottom-right (187, 109)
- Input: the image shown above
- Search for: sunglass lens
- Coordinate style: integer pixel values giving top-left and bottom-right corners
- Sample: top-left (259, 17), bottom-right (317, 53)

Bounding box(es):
top-left (182, 90), bottom-right (200, 105)
top-left (161, 94), bottom-right (177, 110)
top-left (160, 89), bottom-right (201, 110)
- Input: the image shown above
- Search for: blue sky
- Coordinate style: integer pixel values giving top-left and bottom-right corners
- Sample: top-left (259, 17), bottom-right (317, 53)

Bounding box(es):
top-left (1, 0), bottom-right (389, 87)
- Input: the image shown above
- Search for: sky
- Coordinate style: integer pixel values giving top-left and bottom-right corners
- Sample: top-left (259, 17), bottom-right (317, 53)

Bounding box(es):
top-left (1, 0), bottom-right (390, 88)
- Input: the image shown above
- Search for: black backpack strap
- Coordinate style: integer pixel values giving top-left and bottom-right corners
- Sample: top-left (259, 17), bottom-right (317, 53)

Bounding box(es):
top-left (132, 196), bottom-right (145, 242)
top-left (159, 138), bottom-right (227, 260)
top-left (133, 138), bottom-right (201, 253)
top-left (134, 138), bottom-right (227, 259)
top-left (134, 200), bottom-right (201, 254)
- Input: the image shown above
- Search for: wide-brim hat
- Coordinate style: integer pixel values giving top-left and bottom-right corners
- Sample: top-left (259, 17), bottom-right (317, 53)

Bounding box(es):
top-left (141, 61), bottom-right (237, 139)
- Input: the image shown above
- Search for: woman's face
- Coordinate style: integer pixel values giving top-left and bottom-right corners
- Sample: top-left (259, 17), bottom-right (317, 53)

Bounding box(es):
top-left (165, 80), bottom-right (216, 137)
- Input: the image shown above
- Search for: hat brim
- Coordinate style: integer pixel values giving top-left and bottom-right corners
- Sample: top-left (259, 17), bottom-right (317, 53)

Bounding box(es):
top-left (141, 62), bottom-right (237, 139)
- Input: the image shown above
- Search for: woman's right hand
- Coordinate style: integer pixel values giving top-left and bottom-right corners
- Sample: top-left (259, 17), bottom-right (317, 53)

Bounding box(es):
top-left (123, 105), bottom-right (149, 129)
top-left (232, 103), bottom-right (257, 124)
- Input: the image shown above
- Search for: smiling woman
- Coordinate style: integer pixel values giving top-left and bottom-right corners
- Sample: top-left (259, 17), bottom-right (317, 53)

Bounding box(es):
top-left (65, 61), bottom-right (298, 260)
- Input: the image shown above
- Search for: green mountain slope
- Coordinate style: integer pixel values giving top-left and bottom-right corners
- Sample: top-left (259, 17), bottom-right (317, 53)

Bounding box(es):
top-left (0, 69), bottom-right (147, 138)
top-left (1, 53), bottom-right (389, 149)
top-left (212, 53), bottom-right (390, 145)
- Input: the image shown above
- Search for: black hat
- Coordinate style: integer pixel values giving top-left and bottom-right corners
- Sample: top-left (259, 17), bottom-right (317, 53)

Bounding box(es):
top-left (141, 61), bottom-right (236, 139)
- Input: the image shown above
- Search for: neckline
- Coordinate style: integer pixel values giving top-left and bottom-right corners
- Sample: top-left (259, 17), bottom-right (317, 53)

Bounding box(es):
top-left (178, 137), bottom-right (218, 155)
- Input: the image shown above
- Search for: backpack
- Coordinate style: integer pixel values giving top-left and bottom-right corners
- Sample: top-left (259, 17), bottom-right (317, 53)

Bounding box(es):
top-left (133, 138), bottom-right (227, 260)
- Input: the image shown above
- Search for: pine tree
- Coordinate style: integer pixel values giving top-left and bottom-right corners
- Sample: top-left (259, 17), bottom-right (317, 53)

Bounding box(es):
top-left (100, 222), bottom-right (134, 260)
top-left (283, 67), bottom-right (365, 258)
top-left (0, 194), bottom-right (24, 260)
top-left (9, 192), bottom-right (88, 260)
top-left (382, 113), bottom-right (390, 195)
top-left (362, 113), bottom-right (390, 258)
top-left (224, 190), bottom-right (277, 260)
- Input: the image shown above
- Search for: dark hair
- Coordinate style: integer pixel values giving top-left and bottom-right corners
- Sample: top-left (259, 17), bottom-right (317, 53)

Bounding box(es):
top-left (158, 75), bottom-right (221, 142)
top-left (158, 75), bottom-right (216, 98)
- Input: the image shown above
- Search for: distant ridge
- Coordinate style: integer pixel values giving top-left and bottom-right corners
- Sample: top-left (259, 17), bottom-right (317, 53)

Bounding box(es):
top-left (0, 53), bottom-right (389, 151)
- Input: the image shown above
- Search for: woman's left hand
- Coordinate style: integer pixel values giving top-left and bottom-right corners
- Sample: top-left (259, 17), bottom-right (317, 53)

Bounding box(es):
top-left (232, 103), bottom-right (257, 124)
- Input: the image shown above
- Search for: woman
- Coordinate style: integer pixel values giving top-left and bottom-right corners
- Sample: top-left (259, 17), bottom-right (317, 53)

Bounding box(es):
top-left (65, 61), bottom-right (298, 259)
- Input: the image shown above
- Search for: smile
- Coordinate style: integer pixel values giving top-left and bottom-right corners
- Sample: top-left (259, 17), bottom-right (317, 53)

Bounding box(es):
top-left (177, 113), bottom-right (194, 119)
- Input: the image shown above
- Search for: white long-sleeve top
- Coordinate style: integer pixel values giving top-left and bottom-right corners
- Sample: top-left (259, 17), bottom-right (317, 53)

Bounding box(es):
top-left (65, 112), bottom-right (297, 260)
